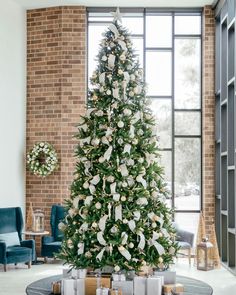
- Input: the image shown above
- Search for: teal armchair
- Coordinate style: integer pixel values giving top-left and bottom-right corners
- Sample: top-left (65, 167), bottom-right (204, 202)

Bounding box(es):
top-left (0, 207), bottom-right (35, 271)
top-left (41, 205), bottom-right (65, 260)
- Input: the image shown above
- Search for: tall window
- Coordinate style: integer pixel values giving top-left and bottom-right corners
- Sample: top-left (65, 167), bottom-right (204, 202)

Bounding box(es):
top-left (88, 9), bottom-right (202, 233)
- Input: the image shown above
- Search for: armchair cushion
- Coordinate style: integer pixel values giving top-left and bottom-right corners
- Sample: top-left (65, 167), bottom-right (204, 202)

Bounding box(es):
top-left (0, 232), bottom-right (20, 247)
top-left (21, 239), bottom-right (36, 261)
top-left (177, 241), bottom-right (191, 250)
top-left (7, 246), bottom-right (31, 257)
top-left (41, 241), bottom-right (61, 258)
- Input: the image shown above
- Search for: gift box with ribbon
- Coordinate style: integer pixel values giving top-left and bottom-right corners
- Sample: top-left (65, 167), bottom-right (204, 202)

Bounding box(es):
top-left (112, 280), bottom-right (133, 295)
top-left (162, 283), bottom-right (184, 295)
top-left (85, 274), bottom-right (111, 295)
top-left (153, 270), bottom-right (176, 285)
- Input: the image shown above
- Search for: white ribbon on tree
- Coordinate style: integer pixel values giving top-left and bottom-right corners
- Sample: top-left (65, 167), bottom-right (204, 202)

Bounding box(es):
top-left (86, 108), bottom-right (96, 117)
top-left (79, 222), bottom-right (88, 232)
top-left (119, 164), bottom-right (129, 177)
top-left (80, 136), bottom-right (91, 146)
top-left (161, 228), bottom-right (170, 238)
top-left (104, 146), bottom-right (113, 161)
top-left (121, 232), bottom-right (128, 245)
top-left (118, 40), bottom-right (127, 51)
top-left (123, 143), bottom-right (131, 154)
top-left (110, 182), bottom-right (117, 194)
top-left (80, 124), bottom-right (88, 132)
top-left (72, 196), bottom-right (80, 208)
top-left (115, 204), bottom-right (122, 221)
top-left (118, 246), bottom-right (131, 261)
top-left (90, 174), bottom-right (100, 185)
top-left (108, 54), bottom-right (116, 69)
top-left (112, 88), bottom-right (119, 99)
top-left (131, 111), bottom-right (141, 124)
top-left (138, 232), bottom-right (145, 250)
top-left (133, 210), bottom-right (141, 221)
top-left (128, 220), bottom-right (136, 232)
top-left (84, 196), bottom-right (93, 206)
top-left (96, 247), bottom-right (106, 261)
top-left (84, 160), bottom-right (92, 175)
top-left (149, 232), bottom-right (165, 255)
top-left (108, 203), bottom-right (112, 218)
top-left (136, 175), bottom-right (147, 188)
top-left (129, 125), bottom-right (135, 139)
top-left (89, 184), bottom-right (96, 194)
top-left (97, 231), bottom-right (107, 246)
top-left (99, 72), bottom-right (106, 85)
top-left (109, 23), bottom-right (119, 39)
top-left (77, 243), bottom-right (84, 255)
top-left (99, 215), bottom-right (108, 231)
top-left (106, 127), bottom-right (113, 137)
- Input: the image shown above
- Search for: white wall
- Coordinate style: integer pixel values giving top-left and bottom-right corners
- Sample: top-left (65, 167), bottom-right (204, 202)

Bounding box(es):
top-left (0, 0), bottom-right (26, 214)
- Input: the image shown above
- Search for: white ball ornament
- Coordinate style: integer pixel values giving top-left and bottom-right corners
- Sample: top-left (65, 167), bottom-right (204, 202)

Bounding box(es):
top-left (128, 242), bottom-right (134, 248)
top-left (114, 265), bottom-right (120, 272)
top-left (123, 109), bottom-right (132, 116)
top-left (118, 69), bottom-right (123, 75)
top-left (118, 138), bottom-right (124, 145)
top-left (121, 196), bottom-right (127, 201)
top-left (102, 55), bottom-right (107, 61)
top-left (123, 219), bottom-right (128, 224)
top-left (137, 129), bottom-right (144, 136)
top-left (83, 182), bottom-right (89, 189)
top-left (132, 138), bottom-right (138, 145)
top-left (91, 138), bottom-right (100, 146)
top-left (118, 121), bottom-right (124, 128)
top-left (129, 91), bottom-right (134, 97)
top-left (158, 257), bottom-right (163, 263)
top-left (138, 158), bottom-right (144, 164)
top-left (107, 175), bottom-right (115, 183)
top-left (122, 182), bottom-right (128, 188)
top-left (152, 222), bottom-right (157, 228)
top-left (106, 89), bottom-right (112, 95)
top-left (95, 202), bottom-right (102, 209)
top-left (99, 157), bottom-right (105, 163)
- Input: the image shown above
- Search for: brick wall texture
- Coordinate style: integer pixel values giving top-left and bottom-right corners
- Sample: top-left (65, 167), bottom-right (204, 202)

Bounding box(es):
top-left (26, 6), bottom-right (86, 249)
top-left (202, 6), bottom-right (215, 235)
top-left (26, 6), bottom-right (215, 249)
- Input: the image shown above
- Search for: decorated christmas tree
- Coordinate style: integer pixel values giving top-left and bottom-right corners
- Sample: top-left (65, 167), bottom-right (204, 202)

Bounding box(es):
top-left (58, 8), bottom-right (178, 272)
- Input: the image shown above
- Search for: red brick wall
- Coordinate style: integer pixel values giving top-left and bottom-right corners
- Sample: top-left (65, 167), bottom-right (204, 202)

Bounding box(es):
top-left (26, 6), bottom-right (86, 250)
top-left (202, 6), bottom-right (215, 234)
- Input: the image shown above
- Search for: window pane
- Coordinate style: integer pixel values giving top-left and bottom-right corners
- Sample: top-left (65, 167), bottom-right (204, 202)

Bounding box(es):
top-left (175, 15), bottom-right (201, 35)
top-left (151, 99), bottom-right (172, 148)
top-left (146, 51), bottom-right (172, 96)
top-left (175, 38), bottom-right (201, 109)
top-left (122, 17), bottom-right (143, 34)
top-left (131, 38), bottom-right (143, 68)
top-left (175, 111), bottom-right (201, 135)
top-left (159, 151), bottom-right (172, 208)
top-left (146, 15), bottom-right (172, 47)
top-left (175, 138), bottom-right (201, 210)
top-left (88, 24), bottom-right (107, 81)
top-left (175, 213), bottom-right (199, 246)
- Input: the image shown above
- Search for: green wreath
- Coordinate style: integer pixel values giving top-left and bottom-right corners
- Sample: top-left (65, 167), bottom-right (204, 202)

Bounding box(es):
top-left (27, 142), bottom-right (59, 177)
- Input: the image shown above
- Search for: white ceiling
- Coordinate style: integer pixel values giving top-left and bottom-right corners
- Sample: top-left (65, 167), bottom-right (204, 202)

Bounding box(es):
top-left (13, 0), bottom-right (215, 10)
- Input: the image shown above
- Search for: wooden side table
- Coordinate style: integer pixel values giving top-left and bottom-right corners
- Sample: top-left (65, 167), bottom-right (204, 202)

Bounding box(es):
top-left (23, 231), bottom-right (49, 265)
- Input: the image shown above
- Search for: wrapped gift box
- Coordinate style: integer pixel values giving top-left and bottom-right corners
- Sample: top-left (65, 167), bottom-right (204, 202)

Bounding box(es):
top-left (62, 278), bottom-right (85, 295)
top-left (112, 280), bottom-right (133, 295)
top-left (86, 275), bottom-right (111, 295)
top-left (110, 288), bottom-right (123, 295)
top-left (133, 276), bottom-right (164, 295)
top-left (163, 283), bottom-right (184, 295)
top-left (153, 271), bottom-right (176, 285)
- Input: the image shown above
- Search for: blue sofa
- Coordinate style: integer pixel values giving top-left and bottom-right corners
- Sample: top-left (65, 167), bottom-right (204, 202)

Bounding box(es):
top-left (41, 205), bottom-right (65, 260)
top-left (0, 207), bottom-right (35, 272)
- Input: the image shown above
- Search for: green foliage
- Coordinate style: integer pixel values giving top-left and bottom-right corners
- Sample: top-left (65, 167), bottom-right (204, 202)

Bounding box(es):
top-left (57, 18), bottom-right (178, 272)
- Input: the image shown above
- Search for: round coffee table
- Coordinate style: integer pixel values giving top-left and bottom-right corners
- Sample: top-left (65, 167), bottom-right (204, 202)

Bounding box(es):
top-left (26, 274), bottom-right (213, 295)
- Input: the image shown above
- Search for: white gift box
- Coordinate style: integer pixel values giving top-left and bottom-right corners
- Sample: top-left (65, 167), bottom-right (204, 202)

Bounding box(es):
top-left (96, 287), bottom-right (110, 295)
top-left (62, 278), bottom-right (85, 295)
top-left (112, 280), bottom-right (133, 295)
top-left (112, 273), bottom-right (126, 281)
top-left (133, 276), bottom-right (164, 295)
top-left (72, 268), bottom-right (87, 279)
top-left (153, 271), bottom-right (176, 285)
top-left (63, 268), bottom-right (71, 279)
top-left (146, 277), bottom-right (162, 295)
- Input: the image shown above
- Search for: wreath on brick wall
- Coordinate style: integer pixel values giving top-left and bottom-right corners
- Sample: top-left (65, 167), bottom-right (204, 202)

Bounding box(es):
top-left (27, 142), bottom-right (59, 177)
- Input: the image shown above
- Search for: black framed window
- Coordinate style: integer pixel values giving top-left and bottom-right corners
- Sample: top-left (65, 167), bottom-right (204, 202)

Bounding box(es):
top-left (87, 9), bottom-right (202, 229)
